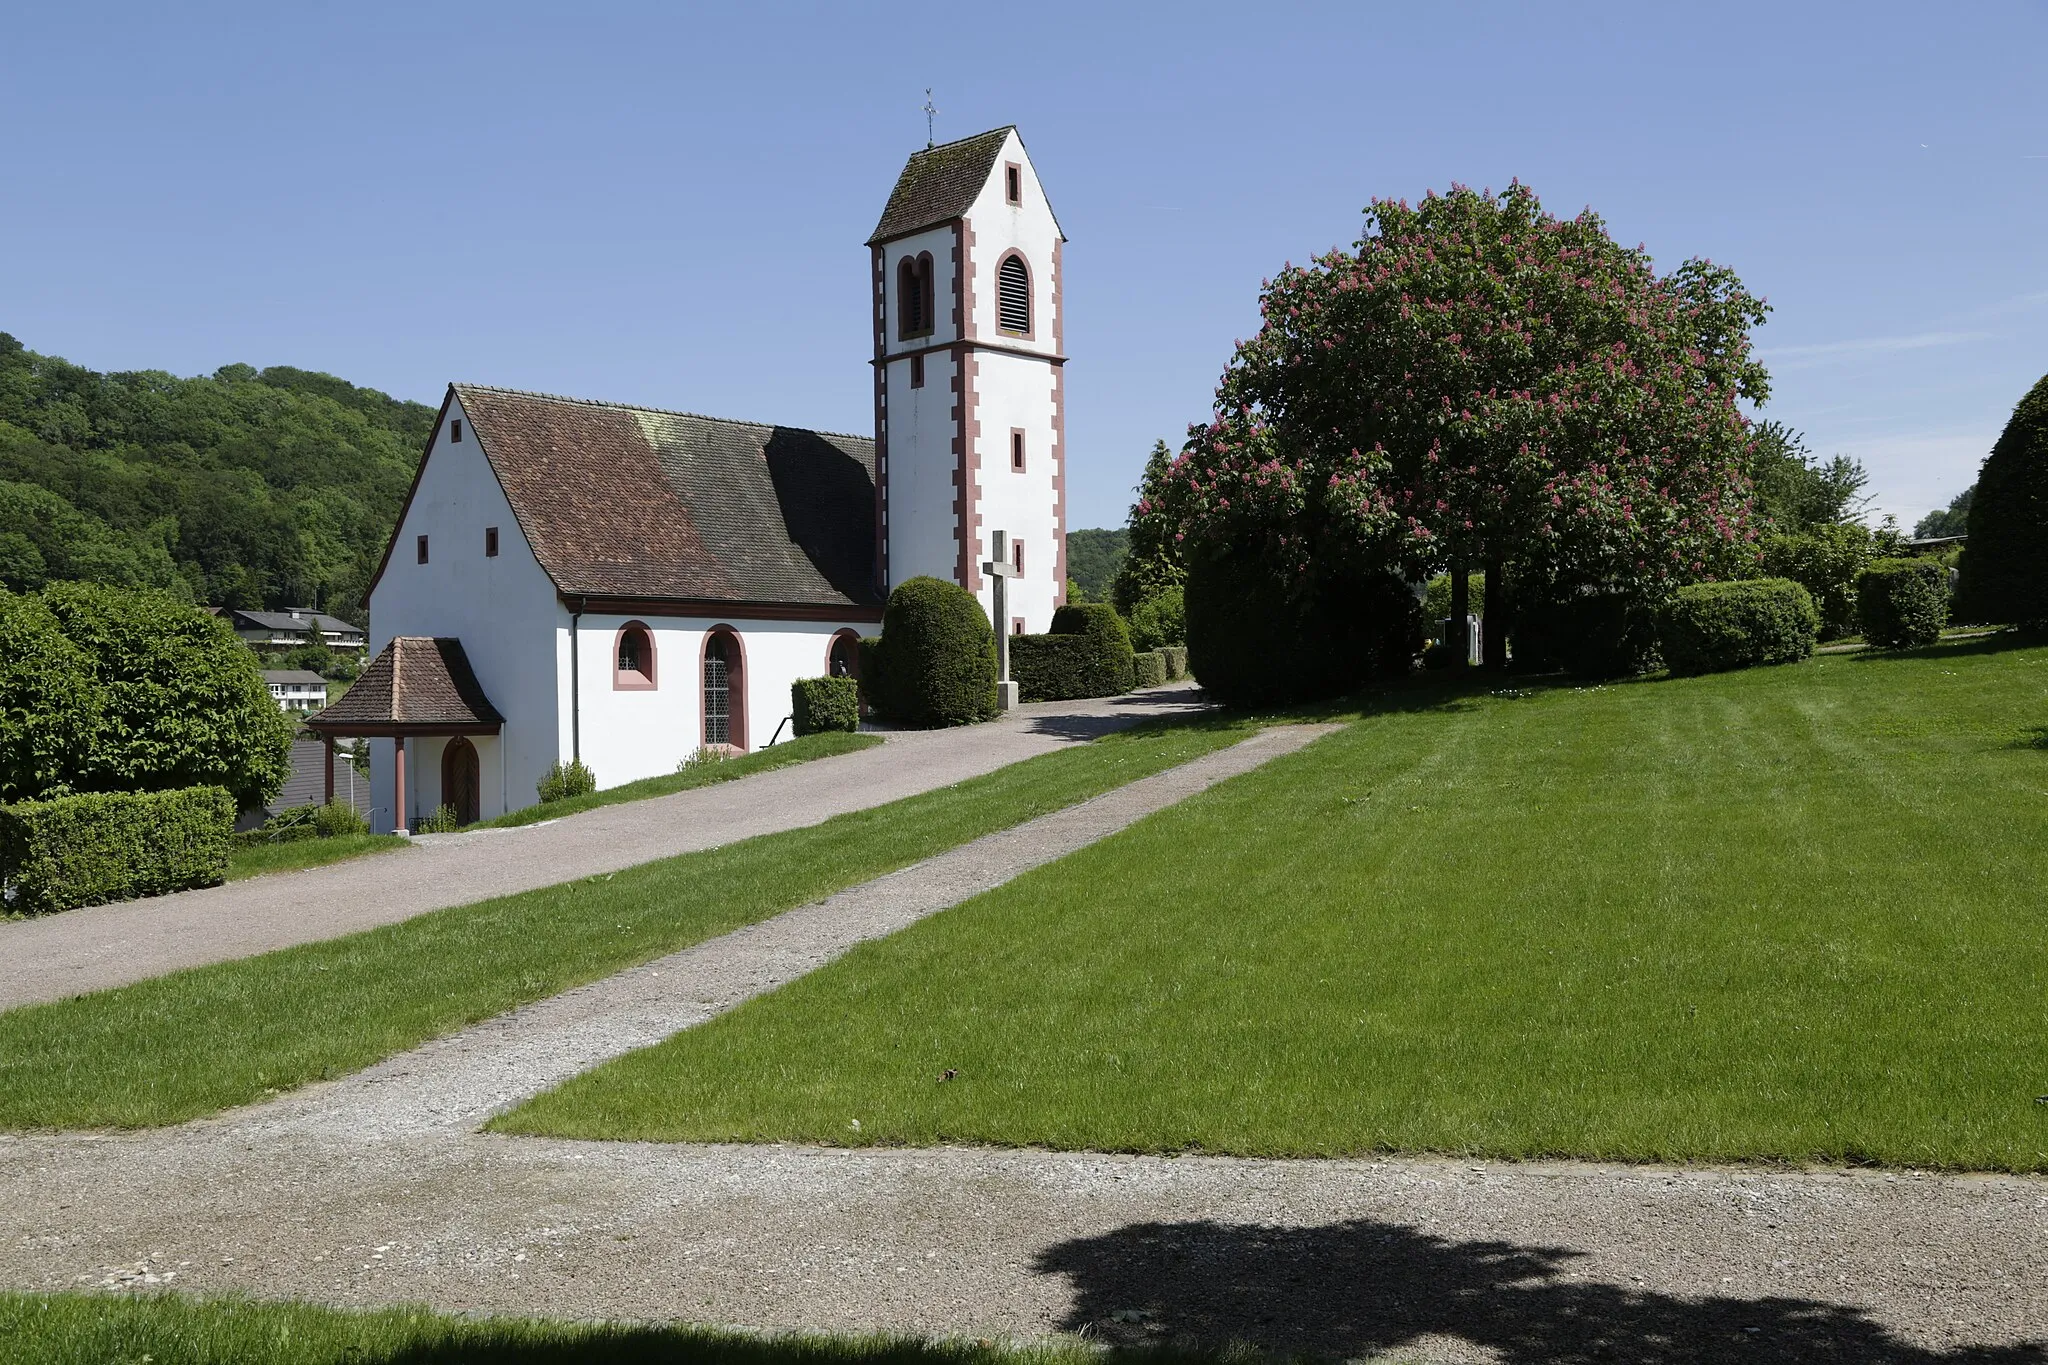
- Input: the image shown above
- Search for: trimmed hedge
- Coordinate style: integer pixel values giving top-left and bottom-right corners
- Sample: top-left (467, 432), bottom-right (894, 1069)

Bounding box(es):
top-left (1185, 548), bottom-right (1421, 706)
top-left (1656, 578), bottom-right (1818, 675)
top-left (1132, 650), bottom-right (1169, 688)
top-left (1011, 603), bottom-right (1136, 703)
top-left (867, 577), bottom-right (998, 728)
top-left (1513, 590), bottom-right (1663, 679)
top-left (792, 676), bottom-right (859, 735)
top-left (1162, 645), bottom-right (1188, 680)
top-left (1955, 372), bottom-right (2048, 624)
top-left (0, 785), bottom-right (232, 915)
top-left (1857, 558), bottom-right (1949, 648)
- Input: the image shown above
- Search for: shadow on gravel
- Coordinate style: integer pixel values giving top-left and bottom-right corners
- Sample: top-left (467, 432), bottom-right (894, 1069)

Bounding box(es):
top-left (1036, 1218), bottom-right (2043, 1363)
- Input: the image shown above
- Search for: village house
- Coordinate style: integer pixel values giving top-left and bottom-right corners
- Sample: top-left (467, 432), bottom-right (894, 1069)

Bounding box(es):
top-left (260, 669), bottom-right (329, 713)
top-left (310, 127), bottom-right (1067, 831)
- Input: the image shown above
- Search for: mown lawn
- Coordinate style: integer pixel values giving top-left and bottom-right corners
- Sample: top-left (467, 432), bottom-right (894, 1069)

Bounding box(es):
top-left (472, 731), bottom-right (882, 829)
top-left (0, 1292), bottom-right (1134, 1365)
top-left (501, 637), bottom-right (2048, 1171)
top-left (0, 717), bottom-right (1254, 1129)
top-left (226, 832), bottom-right (408, 881)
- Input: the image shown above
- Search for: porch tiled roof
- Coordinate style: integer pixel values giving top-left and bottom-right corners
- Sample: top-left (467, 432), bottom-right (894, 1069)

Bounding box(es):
top-left (306, 637), bottom-right (501, 734)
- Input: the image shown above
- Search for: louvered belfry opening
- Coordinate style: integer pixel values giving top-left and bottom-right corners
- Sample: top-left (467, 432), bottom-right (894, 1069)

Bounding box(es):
top-left (997, 255), bottom-right (1030, 334)
top-left (898, 253), bottom-right (934, 339)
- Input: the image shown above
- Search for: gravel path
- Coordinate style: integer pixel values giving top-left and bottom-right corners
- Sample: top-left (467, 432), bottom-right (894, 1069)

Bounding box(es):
top-left (0, 686), bottom-right (1206, 1011)
top-left (4, 715), bottom-right (2042, 1358)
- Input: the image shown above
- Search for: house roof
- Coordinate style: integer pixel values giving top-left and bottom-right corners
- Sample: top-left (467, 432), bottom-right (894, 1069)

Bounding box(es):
top-left (262, 670), bottom-right (328, 686)
top-left (448, 384), bottom-right (881, 609)
top-left (230, 609), bottom-right (363, 635)
top-left (868, 127), bottom-right (1029, 245)
top-left (305, 637), bottom-right (502, 735)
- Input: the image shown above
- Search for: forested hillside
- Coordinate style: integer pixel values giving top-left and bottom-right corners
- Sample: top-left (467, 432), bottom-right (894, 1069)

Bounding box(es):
top-left (0, 331), bottom-right (434, 620)
top-left (1065, 527), bottom-right (1128, 599)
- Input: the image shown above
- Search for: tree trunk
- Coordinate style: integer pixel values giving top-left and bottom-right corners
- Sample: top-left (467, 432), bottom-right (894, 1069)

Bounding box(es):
top-left (1483, 557), bottom-right (1510, 670)
top-left (1448, 558), bottom-right (1470, 667)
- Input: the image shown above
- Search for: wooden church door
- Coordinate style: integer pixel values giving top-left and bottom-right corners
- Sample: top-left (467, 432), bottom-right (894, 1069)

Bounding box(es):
top-left (441, 736), bottom-right (480, 826)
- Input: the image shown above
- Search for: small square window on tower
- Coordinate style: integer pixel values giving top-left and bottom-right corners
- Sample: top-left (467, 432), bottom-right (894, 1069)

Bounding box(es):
top-left (1011, 429), bottom-right (1026, 472)
top-left (1012, 617), bottom-right (1026, 635)
top-left (485, 526), bottom-right (499, 558)
top-left (416, 534), bottom-right (429, 565)
top-left (450, 419), bottom-right (463, 443)
top-left (910, 353), bottom-right (925, 388)
top-left (1005, 163), bottom-right (1022, 205)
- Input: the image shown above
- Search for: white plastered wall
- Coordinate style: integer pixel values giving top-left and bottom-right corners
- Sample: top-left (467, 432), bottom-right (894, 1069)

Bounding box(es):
top-left (365, 393), bottom-right (560, 832)
top-left (879, 223), bottom-right (963, 590)
top-left (562, 615), bottom-right (861, 790)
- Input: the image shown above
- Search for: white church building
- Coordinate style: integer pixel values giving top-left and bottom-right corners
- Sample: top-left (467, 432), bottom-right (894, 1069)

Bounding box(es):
top-left (309, 127), bottom-right (1068, 831)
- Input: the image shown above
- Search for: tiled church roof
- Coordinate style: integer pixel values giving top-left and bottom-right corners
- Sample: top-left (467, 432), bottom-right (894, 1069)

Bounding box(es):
top-left (867, 127), bottom-right (1015, 245)
top-left (452, 385), bottom-right (881, 609)
top-left (308, 636), bottom-right (502, 734)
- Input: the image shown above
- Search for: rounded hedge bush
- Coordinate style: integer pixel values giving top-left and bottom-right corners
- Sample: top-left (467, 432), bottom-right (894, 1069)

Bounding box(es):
top-left (1956, 372), bottom-right (2048, 624)
top-left (871, 576), bottom-right (997, 727)
top-left (1655, 578), bottom-right (1818, 675)
top-left (1185, 548), bottom-right (1420, 706)
top-left (1856, 557), bottom-right (1949, 648)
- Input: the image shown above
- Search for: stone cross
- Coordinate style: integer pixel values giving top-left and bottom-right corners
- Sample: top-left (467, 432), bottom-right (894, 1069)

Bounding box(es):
top-left (982, 529), bottom-right (1018, 709)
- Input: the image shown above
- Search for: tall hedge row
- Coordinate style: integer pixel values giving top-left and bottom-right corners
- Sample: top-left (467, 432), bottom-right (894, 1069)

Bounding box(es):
top-left (1956, 372), bottom-right (2048, 624)
top-left (1185, 549), bottom-right (1421, 705)
top-left (864, 577), bottom-right (998, 728)
top-left (1655, 578), bottom-right (1818, 675)
top-left (1, 785), bottom-right (233, 915)
top-left (1009, 602), bottom-right (1135, 703)
top-left (1857, 558), bottom-right (1949, 648)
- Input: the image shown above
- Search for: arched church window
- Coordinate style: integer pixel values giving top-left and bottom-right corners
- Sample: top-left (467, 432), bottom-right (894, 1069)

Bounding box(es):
top-left (828, 630), bottom-right (860, 679)
top-left (614, 622), bottom-right (656, 690)
top-left (997, 254), bottom-right (1031, 335)
top-left (702, 629), bottom-right (745, 749)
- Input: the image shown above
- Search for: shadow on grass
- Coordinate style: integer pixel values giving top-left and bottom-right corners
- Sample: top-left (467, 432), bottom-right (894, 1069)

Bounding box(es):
top-left (1847, 627), bottom-right (2045, 666)
top-left (1036, 1218), bottom-right (2041, 1363)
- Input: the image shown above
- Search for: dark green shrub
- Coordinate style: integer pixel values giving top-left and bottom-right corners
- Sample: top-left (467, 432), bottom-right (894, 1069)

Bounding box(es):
top-left (855, 636), bottom-right (883, 713)
top-left (1759, 523), bottom-right (1874, 640)
top-left (1656, 578), bottom-right (1818, 675)
top-left (1050, 601), bottom-right (1137, 692)
top-left (1423, 641), bottom-right (1462, 671)
top-left (1185, 548), bottom-right (1421, 706)
top-left (1513, 590), bottom-right (1663, 678)
top-left (1857, 558), bottom-right (1949, 648)
top-left (0, 590), bottom-right (97, 802)
top-left (868, 577), bottom-right (997, 727)
top-left (791, 676), bottom-right (859, 735)
top-left (1161, 645), bottom-right (1189, 680)
top-left (1, 785), bottom-right (232, 914)
top-left (537, 759), bottom-right (597, 803)
top-left (1126, 586), bottom-right (1185, 652)
top-left (1011, 606), bottom-right (1135, 701)
top-left (1132, 650), bottom-right (1169, 688)
top-left (1956, 372), bottom-right (2048, 624)
top-left (36, 582), bottom-right (294, 808)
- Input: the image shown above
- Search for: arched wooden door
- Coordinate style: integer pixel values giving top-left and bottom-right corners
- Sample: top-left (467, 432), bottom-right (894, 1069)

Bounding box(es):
top-left (441, 736), bottom-right (480, 826)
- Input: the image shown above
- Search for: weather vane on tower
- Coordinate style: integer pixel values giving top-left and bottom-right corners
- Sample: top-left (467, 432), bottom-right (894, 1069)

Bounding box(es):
top-left (923, 89), bottom-right (937, 148)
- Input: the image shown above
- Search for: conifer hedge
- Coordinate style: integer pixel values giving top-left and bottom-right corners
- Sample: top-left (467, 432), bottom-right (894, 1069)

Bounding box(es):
top-left (1956, 373), bottom-right (2048, 625)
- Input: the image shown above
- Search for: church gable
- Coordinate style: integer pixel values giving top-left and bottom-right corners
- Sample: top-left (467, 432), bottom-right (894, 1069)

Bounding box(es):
top-left (868, 126), bottom-right (1064, 246)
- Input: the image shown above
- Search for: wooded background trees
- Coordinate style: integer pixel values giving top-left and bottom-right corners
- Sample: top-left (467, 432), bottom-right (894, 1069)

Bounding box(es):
top-left (0, 331), bottom-right (433, 619)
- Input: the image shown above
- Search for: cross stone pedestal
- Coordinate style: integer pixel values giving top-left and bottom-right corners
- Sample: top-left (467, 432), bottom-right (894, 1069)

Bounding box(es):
top-left (983, 529), bottom-right (1019, 711)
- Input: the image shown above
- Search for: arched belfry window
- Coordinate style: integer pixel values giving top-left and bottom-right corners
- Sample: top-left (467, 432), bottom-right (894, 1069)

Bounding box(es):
top-left (996, 253), bottom-right (1031, 335)
top-left (897, 252), bottom-right (934, 340)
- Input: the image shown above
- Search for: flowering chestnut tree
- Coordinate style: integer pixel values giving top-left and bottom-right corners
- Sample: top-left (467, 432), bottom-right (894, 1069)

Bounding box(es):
top-left (1160, 182), bottom-right (1771, 665)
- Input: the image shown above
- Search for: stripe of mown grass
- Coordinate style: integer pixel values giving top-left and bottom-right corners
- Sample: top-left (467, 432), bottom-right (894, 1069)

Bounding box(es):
top-left (500, 639), bottom-right (2048, 1172)
top-left (471, 730), bottom-right (883, 829)
top-left (0, 1291), bottom-right (1142, 1365)
top-left (0, 716), bottom-right (1254, 1129)
top-left (227, 832), bottom-right (409, 881)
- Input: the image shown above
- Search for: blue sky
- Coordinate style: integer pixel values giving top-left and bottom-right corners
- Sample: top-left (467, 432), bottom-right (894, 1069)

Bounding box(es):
top-left (6, 2), bottom-right (2044, 531)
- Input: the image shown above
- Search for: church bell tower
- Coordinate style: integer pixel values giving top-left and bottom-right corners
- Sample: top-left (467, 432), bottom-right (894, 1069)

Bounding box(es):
top-left (867, 126), bottom-right (1067, 635)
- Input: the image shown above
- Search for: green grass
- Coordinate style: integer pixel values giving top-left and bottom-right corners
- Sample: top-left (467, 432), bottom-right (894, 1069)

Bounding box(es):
top-left (226, 832), bottom-right (408, 881)
top-left (0, 717), bottom-right (1255, 1129)
top-left (472, 732), bottom-right (883, 829)
top-left (500, 638), bottom-right (2048, 1172)
top-left (0, 1292), bottom-right (1156, 1365)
